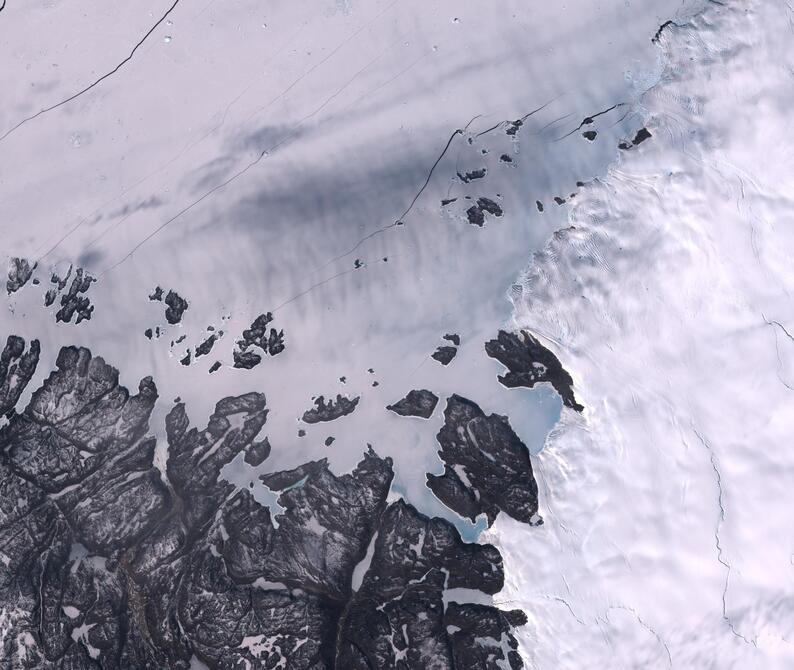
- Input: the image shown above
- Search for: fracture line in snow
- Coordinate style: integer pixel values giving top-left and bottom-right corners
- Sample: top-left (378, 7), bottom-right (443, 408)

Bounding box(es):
top-left (33, 18), bottom-right (311, 265)
top-left (240, 0), bottom-right (400, 128)
top-left (550, 596), bottom-right (586, 626)
top-left (303, 113), bottom-right (484, 274)
top-left (692, 427), bottom-right (756, 646)
top-left (763, 314), bottom-right (794, 345)
top-left (761, 315), bottom-right (794, 391)
top-left (553, 103), bottom-right (629, 141)
top-left (98, 149), bottom-right (266, 278)
top-left (605, 605), bottom-right (672, 667)
top-left (495, 595), bottom-right (585, 625)
top-left (396, 121), bottom-right (473, 222)
top-left (473, 96), bottom-right (561, 139)
top-left (313, 97), bottom-right (563, 274)
top-left (0, 0), bottom-right (181, 143)
top-left (99, 89), bottom-right (559, 280)
top-left (50, 9), bottom-right (389, 267)
top-left (652, 20), bottom-right (686, 44)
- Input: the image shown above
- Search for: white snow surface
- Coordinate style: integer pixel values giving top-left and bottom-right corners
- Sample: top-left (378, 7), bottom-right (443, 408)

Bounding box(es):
top-left (485, 1), bottom-right (794, 667)
top-left (0, 0), bottom-right (707, 532)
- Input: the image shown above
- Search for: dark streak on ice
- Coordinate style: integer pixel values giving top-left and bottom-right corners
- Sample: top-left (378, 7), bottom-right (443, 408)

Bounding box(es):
top-left (0, 0), bottom-right (182, 142)
top-left (554, 102), bottom-right (628, 141)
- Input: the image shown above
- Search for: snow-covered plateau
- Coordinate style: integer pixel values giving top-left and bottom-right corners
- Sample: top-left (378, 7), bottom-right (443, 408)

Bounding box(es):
top-left (487, 1), bottom-right (794, 667)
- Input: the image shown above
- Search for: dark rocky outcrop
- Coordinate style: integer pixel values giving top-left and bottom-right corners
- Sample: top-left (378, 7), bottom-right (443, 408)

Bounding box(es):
top-left (0, 335), bottom-right (40, 414)
top-left (466, 204), bottom-right (485, 226)
top-left (632, 127), bottom-right (652, 144)
top-left (336, 500), bottom-right (525, 668)
top-left (427, 394), bottom-right (539, 526)
top-left (194, 332), bottom-right (220, 358)
top-left (477, 197), bottom-right (503, 217)
top-left (164, 290), bottom-right (189, 324)
top-left (465, 197), bottom-right (503, 226)
top-left (233, 312), bottom-right (286, 369)
top-left (0, 339), bottom-right (530, 669)
top-left (457, 168), bottom-right (487, 183)
top-left (485, 329), bottom-right (583, 411)
top-left (6, 257), bottom-right (36, 294)
top-left (446, 602), bottom-right (528, 670)
top-left (619, 127), bottom-right (652, 150)
top-left (432, 345), bottom-right (458, 365)
top-left (387, 389), bottom-right (439, 419)
top-left (505, 119), bottom-right (523, 136)
top-left (301, 394), bottom-right (360, 424)
top-left (233, 348), bottom-right (262, 369)
top-left (243, 435), bottom-right (271, 466)
top-left (55, 268), bottom-right (95, 324)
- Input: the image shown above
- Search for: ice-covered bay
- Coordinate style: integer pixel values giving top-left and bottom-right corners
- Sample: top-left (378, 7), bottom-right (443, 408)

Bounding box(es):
top-left (1, 0), bottom-right (707, 529)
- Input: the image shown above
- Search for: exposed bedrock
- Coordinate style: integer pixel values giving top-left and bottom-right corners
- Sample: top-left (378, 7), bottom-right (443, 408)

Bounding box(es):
top-left (336, 499), bottom-right (526, 669)
top-left (387, 388), bottom-right (439, 418)
top-left (6, 256), bottom-right (36, 294)
top-left (0, 336), bottom-right (529, 668)
top-left (485, 329), bottom-right (584, 411)
top-left (427, 394), bottom-right (540, 526)
top-left (301, 393), bottom-right (360, 424)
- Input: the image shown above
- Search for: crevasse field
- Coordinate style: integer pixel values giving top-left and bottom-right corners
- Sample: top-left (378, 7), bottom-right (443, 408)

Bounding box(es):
top-left (488, 1), bottom-right (794, 667)
top-left (1, 0), bottom-right (792, 668)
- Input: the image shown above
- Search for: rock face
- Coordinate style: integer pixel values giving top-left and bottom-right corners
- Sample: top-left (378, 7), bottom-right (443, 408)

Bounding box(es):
top-left (0, 338), bottom-right (530, 668)
top-left (164, 289), bottom-right (189, 324)
top-left (301, 394), bottom-right (360, 424)
top-left (387, 389), bottom-right (439, 418)
top-left (6, 257), bottom-right (36, 294)
top-left (233, 312), bottom-right (286, 369)
top-left (427, 394), bottom-right (539, 526)
top-left (54, 267), bottom-right (96, 324)
top-left (463, 197), bottom-right (503, 227)
top-left (194, 331), bottom-right (220, 357)
top-left (457, 168), bottom-right (487, 183)
top-left (336, 500), bottom-right (527, 669)
top-left (0, 335), bottom-right (40, 413)
top-left (485, 329), bottom-right (584, 411)
top-left (432, 345), bottom-right (458, 365)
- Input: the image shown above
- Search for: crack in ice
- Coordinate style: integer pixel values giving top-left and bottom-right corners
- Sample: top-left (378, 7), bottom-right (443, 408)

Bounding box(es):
top-left (604, 605), bottom-right (672, 667)
top-left (692, 427), bottom-right (756, 646)
top-left (762, 315), bottom-right (794, 392)
top-left (0, 0), bottom-right (182, 142)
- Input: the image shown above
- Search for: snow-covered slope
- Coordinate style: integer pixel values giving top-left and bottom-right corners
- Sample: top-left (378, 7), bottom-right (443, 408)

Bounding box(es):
top-left (486, 1), bottom-right (794, 667)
